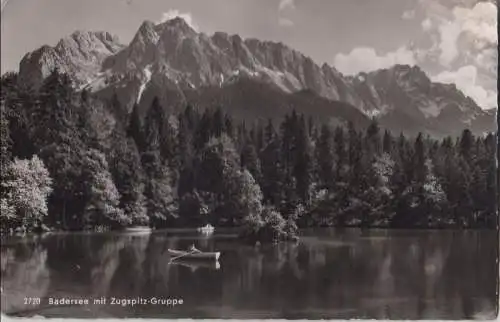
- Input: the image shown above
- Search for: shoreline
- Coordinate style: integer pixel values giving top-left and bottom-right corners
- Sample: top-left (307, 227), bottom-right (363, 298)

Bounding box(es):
top-left (1, 225), bottom-right (497, 239)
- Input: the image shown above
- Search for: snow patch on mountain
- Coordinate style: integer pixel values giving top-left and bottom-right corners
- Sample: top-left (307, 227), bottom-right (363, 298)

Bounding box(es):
top-left (137, 65), bottom-right (152, 103)
top-left (257, 66), bottom-right (290, 92)
top-left (219, 73), bottom-right (225, 87)
top-left (83, 73), bottom-right (107, 92)
top-left (365, 109), bottom-right (383, 118)
top-left (80, 69), bottom-right (120, 92)
top-left (420, 102), bottom-right (443, 118)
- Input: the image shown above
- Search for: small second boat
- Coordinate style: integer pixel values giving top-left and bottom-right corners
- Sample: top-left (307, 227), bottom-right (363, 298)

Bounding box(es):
top-left (123, 226), bottom-right (153, 236)
top-left (123, 226), bottom-right (152, 234)
top-left (197, 224), bottom-right (215, 234)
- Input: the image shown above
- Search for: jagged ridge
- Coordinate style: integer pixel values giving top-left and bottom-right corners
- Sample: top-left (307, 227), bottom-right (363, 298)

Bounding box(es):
top-left (19, 30), bottom-right (125, 87)
top-left (17, 17), bottom-right (496, 138)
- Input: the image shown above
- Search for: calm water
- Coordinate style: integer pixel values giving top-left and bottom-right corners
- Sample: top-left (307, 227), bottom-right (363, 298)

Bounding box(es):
top-left (0, 228), bottom-right (498, 319)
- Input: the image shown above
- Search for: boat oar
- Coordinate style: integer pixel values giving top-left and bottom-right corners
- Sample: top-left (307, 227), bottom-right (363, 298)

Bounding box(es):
top-left (169, 249), bottom-right (200, 263)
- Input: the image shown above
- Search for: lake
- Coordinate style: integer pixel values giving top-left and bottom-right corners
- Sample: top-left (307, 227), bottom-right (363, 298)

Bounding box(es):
top-left (0, 228), bottom-right (498, 319)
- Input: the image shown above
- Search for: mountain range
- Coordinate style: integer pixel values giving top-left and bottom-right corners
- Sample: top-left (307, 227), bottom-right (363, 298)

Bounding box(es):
top-left (16, 17), bottom-right (496, 138)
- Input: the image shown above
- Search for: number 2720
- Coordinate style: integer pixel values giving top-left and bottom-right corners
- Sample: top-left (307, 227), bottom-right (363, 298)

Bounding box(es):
top-left (24, 297), bottom-right (41, 305)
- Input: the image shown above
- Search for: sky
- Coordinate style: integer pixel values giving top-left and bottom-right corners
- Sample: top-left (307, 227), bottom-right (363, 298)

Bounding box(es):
top-left (1, 0), bottom-right (497, 109)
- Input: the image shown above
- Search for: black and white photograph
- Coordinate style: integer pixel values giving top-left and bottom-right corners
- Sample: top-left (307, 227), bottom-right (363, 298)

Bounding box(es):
top-left (0, 0), bottom-right (498, 320)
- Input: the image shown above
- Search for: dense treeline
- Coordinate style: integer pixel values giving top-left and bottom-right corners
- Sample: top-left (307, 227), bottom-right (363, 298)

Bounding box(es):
top-left (0, 71), bottom-right (497, 238)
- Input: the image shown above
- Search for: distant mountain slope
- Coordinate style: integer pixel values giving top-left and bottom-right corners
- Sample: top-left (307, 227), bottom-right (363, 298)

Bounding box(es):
top-left (16, 17), bottom-right (496, 138)
top-left (183, 78), bottom-right (372, 129)
top-left (348, 65), bottom-right (496, 137)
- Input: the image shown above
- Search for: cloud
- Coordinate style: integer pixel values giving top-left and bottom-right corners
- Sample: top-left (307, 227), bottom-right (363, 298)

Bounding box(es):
top-left (402, 10), bottom-right (416, 20)
top-left (453, 2), bottom-right (497, 46)
top-left (437, 21), bottom-right (462, 66)
top-left (158, 10), bottom-right (198, 31)
top-left (418, 0), bottom-right (453, 20)
top-left (278, 0), bottom-right (296, 27)
top-left (432, 65), bottom-right (497, 109)
top-left (474, 47), bottom-right (497, 73)
top-left (278, 17), bottom-right (294, 27)
top-left (421, 18), bottom-right (433, 31)
top-left (279, 0), bottom-right (295, 12)
top-left (420, 1), bottom-right (497, 67)
top-left (414, 0), bottom-right (497, 110)
top-left (334, 46), bottom-right (416, 75)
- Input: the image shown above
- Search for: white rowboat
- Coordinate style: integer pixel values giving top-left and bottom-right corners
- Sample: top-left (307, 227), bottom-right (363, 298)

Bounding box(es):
top-left (123, 226), bottom-right (152, 234)
top-left (168, 249), bottom-right (220, 260)
top-left (197, 224), bottom-right (215, 233)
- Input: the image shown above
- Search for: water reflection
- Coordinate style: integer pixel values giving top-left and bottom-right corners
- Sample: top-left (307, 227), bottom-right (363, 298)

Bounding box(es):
top-left (1, 241), bottom-right (50, 315)
top-left (0, 229), bottom-right (497, 319)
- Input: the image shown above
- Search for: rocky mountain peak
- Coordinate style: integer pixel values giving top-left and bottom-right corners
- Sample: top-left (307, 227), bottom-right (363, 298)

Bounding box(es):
top-left (19, 30), bottom-right (124, 88)
top-left (153, 17), bottom-right (198, 45)
top-left (389, 64), bottom-right (429, 84)
top-left (18, 45), bottom-right (59, 86)
top-left (54, 30), bottom-right (123, 62)
top-left (108, 18), bottom-right (202, 73)
top-left (15, 20), bottom-right (495, 138)
top-left (133, 20), bottom-right (159, 44)
top-left (158, 16), bottom-right (195, 32)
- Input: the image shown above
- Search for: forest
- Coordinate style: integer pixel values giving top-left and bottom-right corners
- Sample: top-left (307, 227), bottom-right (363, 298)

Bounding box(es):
top-left (0, 70), bottom-right (497, 240)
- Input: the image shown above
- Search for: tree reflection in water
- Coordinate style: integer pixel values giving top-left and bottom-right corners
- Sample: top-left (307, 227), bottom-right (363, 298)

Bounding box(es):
top-left (0, 228), bottom-right (497, 319)
top-left (1, 240), bottom-right (50, 314)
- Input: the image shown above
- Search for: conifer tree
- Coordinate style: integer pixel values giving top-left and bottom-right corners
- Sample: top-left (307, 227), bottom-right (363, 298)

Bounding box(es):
top-left (260, 137), bottom-right (286, 207)
top-left (382, 129), bottom-right (393, 154)
top-left (141, 150), bottom-right (176, 227)
top-left (144, 97), bottom-right (164, 151)
top-left (316, 123), bottom-right (335, 189)
top-left (293, 115), bottom-right (314, 206)
top-left (193, 109), bottom-right (213, 152)
top-left (109, 131), bottom-right (148, 226)
top-left (81, 149), bottom-right (128, 228)
top-left (127, 103), bottom-right (145, 151)
top-left (333, 126), bottom-right (346, 180)
top-left (241, 141), bottom-right (262, 182)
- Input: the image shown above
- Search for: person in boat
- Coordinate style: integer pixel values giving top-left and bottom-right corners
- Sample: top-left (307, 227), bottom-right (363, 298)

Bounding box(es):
top-left (188, 244), bottom-right (200, 253)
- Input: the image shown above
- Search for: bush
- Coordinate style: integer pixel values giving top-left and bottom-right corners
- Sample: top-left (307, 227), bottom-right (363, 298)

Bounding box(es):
top-left (240, 206), bottom-right (299, 244)
top-left (1, 156), bottom-right (52, 232)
